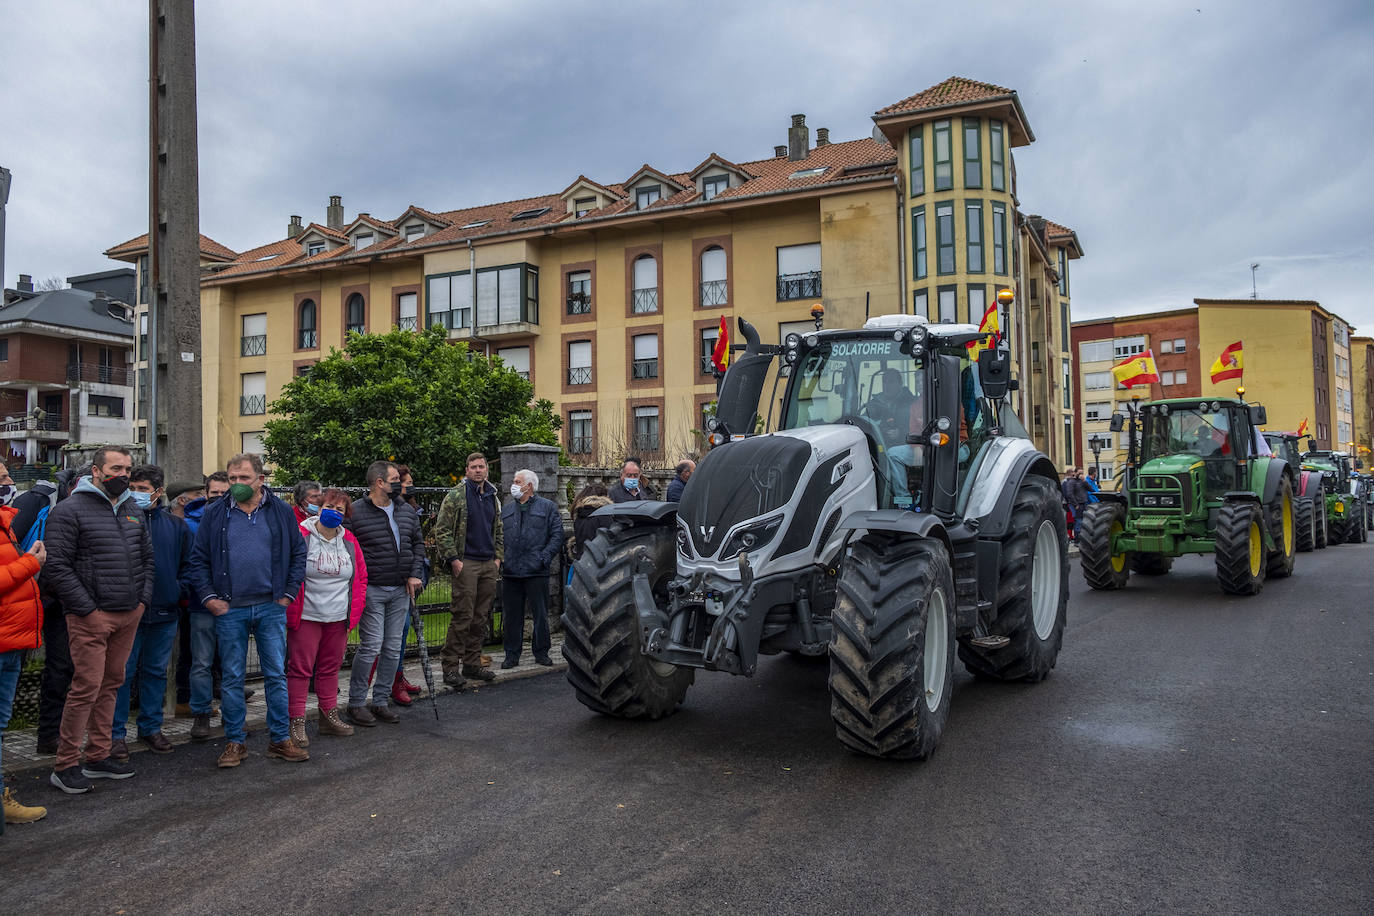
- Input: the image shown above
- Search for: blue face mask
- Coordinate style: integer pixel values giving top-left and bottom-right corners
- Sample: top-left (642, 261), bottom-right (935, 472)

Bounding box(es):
top-left (131, 491), bottom-right (156, 509)
top-left (319, 507), bottom-right (345, 528)
top-left (624, 477), bottom-right (639, 491)
top-left (305, 503), bottom-right (322, 516)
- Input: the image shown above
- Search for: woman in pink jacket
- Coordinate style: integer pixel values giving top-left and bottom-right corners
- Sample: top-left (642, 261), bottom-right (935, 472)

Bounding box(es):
top-left (287, 488), bottom-right (367, 745)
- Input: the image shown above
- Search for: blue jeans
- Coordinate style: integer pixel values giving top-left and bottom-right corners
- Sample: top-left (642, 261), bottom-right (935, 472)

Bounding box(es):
top-left (348, 586), bottom-right (409, 708)
top-left (188, 612), bottom-right (217, 715)
top-left (112, 617), bottom-right (179, 740)
top-left (216, 602), bottom-right (288, 744)
top-left (0, 649), bottom-right (24, 776)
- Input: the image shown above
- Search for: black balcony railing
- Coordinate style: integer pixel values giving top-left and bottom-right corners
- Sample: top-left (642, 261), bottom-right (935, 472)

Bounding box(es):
top-left (346, 323), bottom-right (366, 335)
top-left (566, 294), bottom-right (591, 316)
top-left (299, 329), bottom-right (318, 349)
top-left (632, 431), bottom-right (661, 452)
top-left (632, 288), bottom-right (658, 313)
top-left (568, 435), bottom-right (592, 454)
top-left (67, 363), bottom-right (132, 386)
top-left (398, 316), bottom-right (417, 330)
top-left (567, 366), bottom-right (592, 386)
top-left (699, 279), bottom-right (728, 307)
top-left (240, 394), bottom-right (267, 415)
top-left (0, 416), bottom-right (65, 434)
top-left (777, 270), bottom-right (822, 301)
top-left (632, 358), bottom-right (659, 380)
top-left (240, 334), bottom-right (267, 357)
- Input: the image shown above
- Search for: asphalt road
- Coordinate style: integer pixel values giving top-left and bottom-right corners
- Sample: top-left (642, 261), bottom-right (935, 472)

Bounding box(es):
top-left (5, 545), bottom-right (1372, 915)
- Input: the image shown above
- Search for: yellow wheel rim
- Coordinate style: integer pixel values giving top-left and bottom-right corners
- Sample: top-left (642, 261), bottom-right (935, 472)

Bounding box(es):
top-left (1109, 520), bottom-right (1126, 573)
top-left (1248, 520), bottom-right (1262, 577)
top-left (1281, 492), bottom-right (1293, 554)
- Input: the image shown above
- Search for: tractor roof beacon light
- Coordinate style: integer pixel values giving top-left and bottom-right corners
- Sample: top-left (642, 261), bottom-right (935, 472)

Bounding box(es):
top-left (1236, 386), bottom-right (1246, 401)
top-left (996, 287), bottom-right (1016, 305)
top-left (810, 302), bottom-right (825, 331)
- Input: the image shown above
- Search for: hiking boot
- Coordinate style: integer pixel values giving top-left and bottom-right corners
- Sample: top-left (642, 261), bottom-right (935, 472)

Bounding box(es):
top-left (480, 654), bottom-right (492, 666)
top-left (390, 685), bottom-right (413, 707)
top-left (535, 656), bottom-right (555, 667)
top-left (140, 732), bottom-right (174, 755)
top-left (394, 669), bottom-right (422, 695)
top-left (4, 788), bottom-right (48, 824)
top-left (346, 705), bottom-right (377, 728)
top-left (110, 738), bottom-right (130, 762)
top-left (289, 717), bottom-right (309, 748)
top-left (217, 742), bottom-right (247, 769)
top-left (82, 758), bottom-right (135, 780)
top-left (368, 704), bottom-right (400, 724)
top-left (190, 714), bottom-right (214, 741)
top-left (317, 708), bottom-right (354, 737)
top-left (266, 739), bottom-right (309, 763)
top-left (50, 766), bottom-right (93, 794)
top-left (462, 664), bottom-right (496, 682)
top-left (442, 670), bottom-right (467, 688)
top-left (501, 656), bottom-right (519, 670)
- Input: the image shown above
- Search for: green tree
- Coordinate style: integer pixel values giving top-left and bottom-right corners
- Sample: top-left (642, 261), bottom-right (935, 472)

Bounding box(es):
top-left (263, 326), bottom-right (559, 485)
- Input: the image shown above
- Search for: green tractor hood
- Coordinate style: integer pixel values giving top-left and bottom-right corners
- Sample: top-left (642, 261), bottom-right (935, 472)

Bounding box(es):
top-left (1140, 455), bottom-right (1204, 477)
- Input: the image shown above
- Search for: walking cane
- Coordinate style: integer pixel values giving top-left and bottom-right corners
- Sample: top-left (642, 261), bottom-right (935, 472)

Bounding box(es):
top-left (407, 596), bottom-right (440, 721)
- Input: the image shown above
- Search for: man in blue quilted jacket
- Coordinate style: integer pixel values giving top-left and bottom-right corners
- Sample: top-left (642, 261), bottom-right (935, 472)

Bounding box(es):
top-left (499, 469), bottom-right (564, 669)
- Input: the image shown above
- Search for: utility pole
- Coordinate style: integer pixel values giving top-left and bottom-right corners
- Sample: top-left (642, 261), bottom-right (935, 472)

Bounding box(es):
top-left (0, 167), bottom-right (11, 296)
top-left (148, 0), bottom-right (203, 479)
top-left (1250, 262), bottom-right (1259, 300)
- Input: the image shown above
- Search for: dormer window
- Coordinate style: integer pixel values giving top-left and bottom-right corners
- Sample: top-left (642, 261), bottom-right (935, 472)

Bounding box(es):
top-left (574, 197), bottom-right (596, 217)
top-left (404, 224), bottom-right (425, 241)
top-left (353, 232), bottom-right (373, 250)
top-left (701, 175), bottom-right (728, 200)
top-left (307, 242), bottom-right (324, 256)
top-left (636, 186), bottom-right (662, 210)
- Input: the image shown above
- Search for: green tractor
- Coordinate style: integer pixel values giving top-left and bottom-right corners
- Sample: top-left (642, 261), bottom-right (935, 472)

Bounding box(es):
top-left (1302, 449), bottom-right (1365, 544)
top-left (1080, 396), bottom-right (1296, 595)
top-left (1263, 430), bottom-right (1322, 551)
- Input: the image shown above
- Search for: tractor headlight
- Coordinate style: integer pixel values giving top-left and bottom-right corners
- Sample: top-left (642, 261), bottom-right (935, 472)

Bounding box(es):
top-left (1143, 496), bottom-right (1160, 506)
top-left (784, 333), bottom-right (802, 364)
top-left (676, 519), bottom-right (693, 559)
top-left (719, 514), bottom-right (785, 559)
top-left (804, 333), bottom-right (819, 348)
top-left (1157, 495), bottom-right (1179, 508)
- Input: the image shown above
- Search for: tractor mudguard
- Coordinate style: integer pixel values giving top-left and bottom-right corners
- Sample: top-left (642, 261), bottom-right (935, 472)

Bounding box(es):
top-left (970, 448), bottom-right (1060, 541)
top-left (1257, 458), bottom-right (1289, 505)
top-left (1096, 492), bottom-right (1128, 506)
top-left (591, 500), bottom-right (678, 525)
top-left (836, 509), bottom-right (952, 556)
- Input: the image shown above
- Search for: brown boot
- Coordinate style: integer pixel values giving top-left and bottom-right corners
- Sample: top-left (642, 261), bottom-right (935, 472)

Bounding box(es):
top-left (317, 707), bottom-right (354, 737)
top-left (217, 742), bottom-right (247, 769)
top-left (289, 717), bottom-right (309, 748)
top-left (4, 787), bottom-right (47, 824)
top-left (266, 739), bottom-right (309, 762)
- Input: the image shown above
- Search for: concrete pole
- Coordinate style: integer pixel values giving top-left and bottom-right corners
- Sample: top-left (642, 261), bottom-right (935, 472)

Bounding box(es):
top-left (148, 0), bottom-right (203, 481)
top-left (0, 167), bottom-right (10, 294)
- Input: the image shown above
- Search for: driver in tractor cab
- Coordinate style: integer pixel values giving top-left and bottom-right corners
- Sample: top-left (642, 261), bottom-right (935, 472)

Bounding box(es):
top-left (1190, 411), bottom-right (1236, 491)
top-left (863, 367), bottom-right (921, 444)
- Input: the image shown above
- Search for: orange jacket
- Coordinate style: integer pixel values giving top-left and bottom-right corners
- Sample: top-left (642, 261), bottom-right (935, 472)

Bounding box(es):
top-left (0, 504), bottom-right (43, 652)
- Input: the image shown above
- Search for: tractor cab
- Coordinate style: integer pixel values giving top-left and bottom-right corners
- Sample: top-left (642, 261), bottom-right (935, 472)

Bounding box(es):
top-left (1137, 398), bottom-right (1265, 501)
top-left (1263, 431), bottom-right (1305, 476)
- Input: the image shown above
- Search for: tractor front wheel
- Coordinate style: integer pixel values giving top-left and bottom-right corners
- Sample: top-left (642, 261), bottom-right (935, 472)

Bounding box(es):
top-left (1080, 502), bottom-right (1130, 590)
top-left (1294, 496), bottom-right (1315, 553)
top-left (1215, 502), bottom-right (1267, 596)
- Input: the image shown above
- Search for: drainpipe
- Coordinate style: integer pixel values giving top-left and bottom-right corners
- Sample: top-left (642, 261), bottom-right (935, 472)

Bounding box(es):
top-left (894, 174), bottom-right (906, 314)
top-left (467, 239), bottom-right (488, 357)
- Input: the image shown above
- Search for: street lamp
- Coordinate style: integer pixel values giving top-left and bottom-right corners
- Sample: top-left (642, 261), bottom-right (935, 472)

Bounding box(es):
top-left (1088, 434), bottom-right (1105, 481)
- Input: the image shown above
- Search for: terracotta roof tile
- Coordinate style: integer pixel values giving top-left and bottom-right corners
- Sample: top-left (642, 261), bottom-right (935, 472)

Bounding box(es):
top-left (104, 232), bottom-right (238, 261)
top-left (875, 76), bottom-right (1016, 117)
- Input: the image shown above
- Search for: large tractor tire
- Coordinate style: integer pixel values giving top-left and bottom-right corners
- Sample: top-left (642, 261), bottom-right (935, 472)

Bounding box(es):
top-left (1328, 513), bottom-right (1348, 546)
top-left (829, 534), bottom-right (956, 761)
top-left (561, 524), bottom-right (693, 720)
top-left (1314, 504), bottom-right (1329, 549)
top-left (1215, 502), bottom-right (1267, 596)
top-left (960, 475), bottom-right (1068, 682)
top-left (1265, 476), bottom-right (1297, 578)
top-left (1130, 554), bottom-right (1173, 575)
top-left (1080, 501), bottom-right (1130, 590)
top-left (1294, 497), bottom-right (1315, 553)
top-left (1348, 509), bottom-right (1366, 545)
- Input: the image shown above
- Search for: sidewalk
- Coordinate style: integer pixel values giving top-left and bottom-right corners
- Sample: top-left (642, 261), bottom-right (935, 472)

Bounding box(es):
top-left (2, 635), bottom-right (567, 775)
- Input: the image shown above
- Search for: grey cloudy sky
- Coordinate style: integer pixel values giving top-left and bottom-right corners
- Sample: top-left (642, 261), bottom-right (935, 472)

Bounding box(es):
top-left (5, 0), bottom-right (1373, 329)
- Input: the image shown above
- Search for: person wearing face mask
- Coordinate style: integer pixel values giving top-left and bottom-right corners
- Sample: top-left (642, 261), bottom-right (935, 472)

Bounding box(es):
top-left (187, 453), bottom-right (308, 769)
top-left (344, 461), bottom-right (425, 727)
top-left (0, 462), bottom-right (17, 507)
top-left (43, 447), bottom-right (155, 794)
top-left (109, 465), bottom-right (193, 759)
top-left (290, 480), bottom-right (323, 524)
top-left (286, 488), bottom-right (368, 744)
top-left (498, 469), bottom-right (564, 669)
top-left (175, 472), bottom-right (231, 739)
top-left (609, 458), bottom-right (657, 503)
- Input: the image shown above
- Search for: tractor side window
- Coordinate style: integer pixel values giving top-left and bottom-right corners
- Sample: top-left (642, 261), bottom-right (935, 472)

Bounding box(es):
top-left (957, 359), bottom-right (994, 483)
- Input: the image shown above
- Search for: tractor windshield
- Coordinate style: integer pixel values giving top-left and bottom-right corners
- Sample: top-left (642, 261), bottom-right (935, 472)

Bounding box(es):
top-left (1141, 405), bottom-right (1238, 493)
top-left (781, 336), bottom-right (926, 507)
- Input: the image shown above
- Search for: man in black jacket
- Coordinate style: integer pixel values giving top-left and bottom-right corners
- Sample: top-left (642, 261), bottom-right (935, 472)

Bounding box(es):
top-left (44, 448), bottom-right (154, 794)
top-left (608, 458), bottom-right (656, 503)
top-left (346, 460), bottom-right (425, 727)
top-left (499, 469), bottom-right (564, 668)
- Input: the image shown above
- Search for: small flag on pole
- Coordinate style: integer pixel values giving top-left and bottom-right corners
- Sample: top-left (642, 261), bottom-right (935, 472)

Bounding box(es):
top-left (1296, 417), bottom-right (1308, 437)
top-left (711, 315), bottom-right (730, 373)
top-left (965, 301), bottom-right (1001, 361)
top-left (1111, 349), bottom-right (1160, 389)
top-left (1209, 340), bottom-right (1244, 383)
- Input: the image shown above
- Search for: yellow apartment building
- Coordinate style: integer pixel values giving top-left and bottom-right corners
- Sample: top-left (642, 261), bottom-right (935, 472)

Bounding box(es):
top-left (107, 77), bottom-right (1080, 474)
top-left (1352, 336), bottom-right (1373, 459)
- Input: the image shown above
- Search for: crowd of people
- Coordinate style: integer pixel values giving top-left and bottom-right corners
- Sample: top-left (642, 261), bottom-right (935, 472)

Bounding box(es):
top-left (1061, 466), bottom-right (1101, 541)
top-left (0, 448), bottom-right (695, 835)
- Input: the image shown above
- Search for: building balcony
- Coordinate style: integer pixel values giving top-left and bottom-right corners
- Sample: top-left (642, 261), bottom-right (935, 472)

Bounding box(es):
top-left (397, 316), bottom-right (418, 331)
top-left (0, 415), bottom-right (67, 440)
top-left (240, 394), bottom-right (267, 416)
top-left (566, 294), bottom-right (592, 316)
top-left (699, 279), bottom-right (728, 308)
top-left (632, 359), bottom-right (659, 380)
top-left (298, 329), bottom-right (318, 349)
top-left (632, 289), bottom-right (658, 314)
top-left (568, 435), bottom-right (593, 455)
top-left (67, 363), bottom-right (132, 387)
top-left (475, 321), bottom-right (539, 341)
top-left (632, 431), bottom-right (661, 452)
top-left (240, 334), bottom-right (267, 357)
top-left (777, 271), bottom-right (822, 301)
top-left (567, 366), bottom-right (592, 386)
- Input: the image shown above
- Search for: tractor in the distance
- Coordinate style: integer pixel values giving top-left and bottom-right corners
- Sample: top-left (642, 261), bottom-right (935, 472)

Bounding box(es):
top-left (1263, 430), bottom-right (1323, 551)
top-left (1302, 449), bottom-right (1366, 544)
top-left (1080, 396), bottom-right (1296, 595)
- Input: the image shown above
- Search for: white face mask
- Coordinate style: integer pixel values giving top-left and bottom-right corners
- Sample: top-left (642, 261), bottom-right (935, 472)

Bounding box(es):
top-left (510, 483), bottom-right (523, 498)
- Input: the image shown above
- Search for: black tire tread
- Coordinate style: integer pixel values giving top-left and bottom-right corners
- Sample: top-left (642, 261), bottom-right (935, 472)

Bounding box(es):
top-left (1079, 502), bottom-right (1129, 590)
top-left (1215, 502), bottom-right (1265, 596)
top-left (1265, 477), bottom-right (1297, 578)
top-left (1294, 496), bottom-right (1315, 553)
top-left (1130, 553), bottom-right (1173, 575)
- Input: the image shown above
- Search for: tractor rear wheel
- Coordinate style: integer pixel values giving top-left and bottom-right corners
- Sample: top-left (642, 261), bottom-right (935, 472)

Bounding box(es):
top-left (829, 534), bottom-right (955, 760)
top-left (1328, 514), bottom-right (1348, 546)
top-left (1080, 502), bottom-right (1130, 590)
top-left (1130, 554), bottom-right (1173, 575)
top-left (1215, 502), bottom-right (1267, 596)
top-left (1314, 504), bottom-right (1329, 549)
top-left (959, 475), bottom-right (1068, 682)
top-left (1294, 497), bottom-right (1315, 552)
top-left (561, 524), bottom-right (693, 720)
top-left (1265, 476), bottom-right (1297, 578)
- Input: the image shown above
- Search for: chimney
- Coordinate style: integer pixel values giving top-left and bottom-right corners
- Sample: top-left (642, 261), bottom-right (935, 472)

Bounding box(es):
top-left (17, 273), bottom-right (32, 293)
top-left (326, 195), bottom-right (344, 232)
top-left (774, 145), bottom-right (787, 158)
top-left (815, 127), bottom-right (830, 147)
top-left (788, 113), bottom-right (810, 162)
top-left (287, 215), bottom-right (303, 238)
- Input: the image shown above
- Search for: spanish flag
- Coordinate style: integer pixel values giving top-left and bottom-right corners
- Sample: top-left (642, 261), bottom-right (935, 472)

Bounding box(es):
top-left (1111, 350), bottom-right (1159, 389)
top-left (966, 300), bottom-right (1001, 361)
top-left (1296, 418), bottom-right (1308, 437)
top-left (711, 315), bottom-right (730, 373)
top-left (1210, 340), bottom-right (1244, 383)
